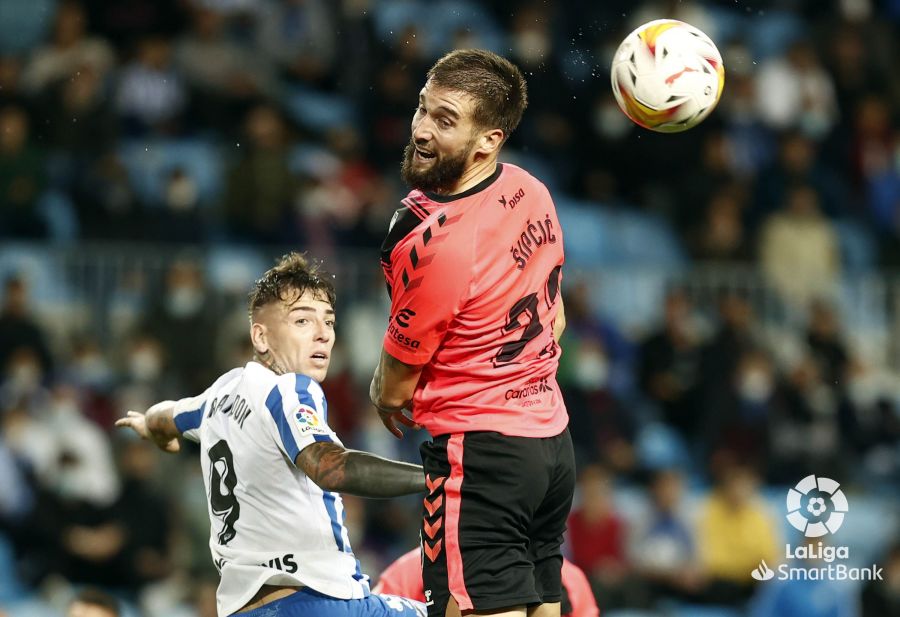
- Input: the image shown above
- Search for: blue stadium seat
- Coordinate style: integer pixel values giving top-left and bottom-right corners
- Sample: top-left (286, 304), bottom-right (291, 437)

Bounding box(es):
top-left (743, 11), bottom-right (807, 60)
top-left (205, 247), bottom-right (268, 295)
top-left (371, 0), bottom-right (427, 47)
top-left (288, 143), bottom-right (341, 179)
top-left (636, 422), bottom-right (692, 471)
top-left (283, 86), bottom-right (357, 134)
top-left (0, 0), bottom-right (56, 54)
top-left (118, 139), bottom-right (223, 207)
top-left (834, 219), bottom-right (877, 272)
top-left (0, 244), bottom-right (73, 305)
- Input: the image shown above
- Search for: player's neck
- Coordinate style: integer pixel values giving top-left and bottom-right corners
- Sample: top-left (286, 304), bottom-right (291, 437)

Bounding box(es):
top-left (441, 157), bottom-right (498, 197)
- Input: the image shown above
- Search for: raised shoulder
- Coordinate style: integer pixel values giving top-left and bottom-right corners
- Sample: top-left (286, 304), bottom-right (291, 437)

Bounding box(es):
top-left (277, 373), bottom-right (326, 411)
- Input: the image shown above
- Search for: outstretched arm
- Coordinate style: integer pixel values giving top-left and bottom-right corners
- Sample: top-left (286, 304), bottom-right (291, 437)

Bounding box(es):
top-left (115, 401), bottom-right (182, 453)
top-left (296, 442), bottom-right (425, 497)
top-left (369, 348), bottom-right (423, 438)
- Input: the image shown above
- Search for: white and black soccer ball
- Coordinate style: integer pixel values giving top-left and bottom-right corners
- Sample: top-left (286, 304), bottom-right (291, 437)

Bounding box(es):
top-left (610, 19), bottom-right (725, 133)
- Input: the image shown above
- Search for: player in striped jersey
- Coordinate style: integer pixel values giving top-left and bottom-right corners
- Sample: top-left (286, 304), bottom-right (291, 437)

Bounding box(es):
top-left (117, 253), bottom-right (427, 617)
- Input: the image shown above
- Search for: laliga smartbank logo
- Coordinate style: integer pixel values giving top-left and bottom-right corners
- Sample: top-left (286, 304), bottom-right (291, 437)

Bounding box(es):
top-left (786, 474), bottom-right (848, 537)
top-left (750, 475), bottom-right (883, 583)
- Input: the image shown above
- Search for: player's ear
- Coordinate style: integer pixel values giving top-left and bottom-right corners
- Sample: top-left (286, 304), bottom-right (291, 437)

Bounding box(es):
top-left (476, 128), bottom-right (504, 156)
top-left (250, 321), bottom-right (268, 355)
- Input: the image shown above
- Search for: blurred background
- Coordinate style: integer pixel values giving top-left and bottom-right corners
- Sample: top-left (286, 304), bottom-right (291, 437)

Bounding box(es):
top-left (0, 0), bottom-right (899, 615)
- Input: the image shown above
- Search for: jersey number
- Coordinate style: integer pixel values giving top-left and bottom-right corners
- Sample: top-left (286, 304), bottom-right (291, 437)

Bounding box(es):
top-left (493, 266), bottom-right (562, 367)
top-left (208, 440), bottom-right (240, 545)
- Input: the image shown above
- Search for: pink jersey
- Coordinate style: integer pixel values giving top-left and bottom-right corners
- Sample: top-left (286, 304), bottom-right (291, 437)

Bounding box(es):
top-left (380, 163), bottom-right (568, 438)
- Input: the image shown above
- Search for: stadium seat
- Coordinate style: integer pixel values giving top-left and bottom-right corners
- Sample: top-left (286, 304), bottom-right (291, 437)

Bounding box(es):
top-left (118, 139), bottom-right (223, 207)
top-left (283, 85), bottom-right (358, 134)
top-left (0, 244), bottom-right (73, 305)
top-left (205, 247), bottom-right (268, 295)
top-left (635, 422), bottom-right (692, 471)
top-left (743, 11), bottom-right (807, 60)
top-left (834, 219), bottom-right (877, 272)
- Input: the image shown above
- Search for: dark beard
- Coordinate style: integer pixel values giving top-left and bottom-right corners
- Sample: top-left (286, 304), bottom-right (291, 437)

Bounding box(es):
top-left (400, 139), bottom-right (473, 194)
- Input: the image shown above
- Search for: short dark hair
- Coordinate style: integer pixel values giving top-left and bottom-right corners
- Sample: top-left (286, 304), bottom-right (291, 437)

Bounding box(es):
top-left (248, 252), bottom-right (336, 318)
top-left (70, 588), bottom-right (120, 616)
top-left (426, 49), bottom-right (528, 141)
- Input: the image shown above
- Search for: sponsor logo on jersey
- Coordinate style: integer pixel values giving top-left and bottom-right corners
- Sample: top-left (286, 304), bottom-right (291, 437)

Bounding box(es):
top-left (505, 376), bottom-right (554, 400)
top-left (498, 187), bottom-right (525, 210)
top-left (395, 307), bottom-right (416, 328)
top-left (387, 320), bottom-right (421, 349)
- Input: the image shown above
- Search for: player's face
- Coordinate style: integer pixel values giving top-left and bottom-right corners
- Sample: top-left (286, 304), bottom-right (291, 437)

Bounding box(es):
top-left (401, 82), bottom-right (479, 192)
top-left (260, 289), bottom-right (335, 382)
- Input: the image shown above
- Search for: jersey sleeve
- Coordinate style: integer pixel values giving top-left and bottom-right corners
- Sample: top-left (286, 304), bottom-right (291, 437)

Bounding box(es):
top-left (263, 373), bottom-right (338, 465)
top-left (172, 392), bottom-right (209, 443)
top-left (383, 234), bottom-right (474, 365)
top-left (171, 367), bottom-right (242, 442)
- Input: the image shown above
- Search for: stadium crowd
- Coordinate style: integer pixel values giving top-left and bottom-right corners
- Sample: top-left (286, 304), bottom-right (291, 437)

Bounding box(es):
top-left (0, 0), bottom-right (898, 615)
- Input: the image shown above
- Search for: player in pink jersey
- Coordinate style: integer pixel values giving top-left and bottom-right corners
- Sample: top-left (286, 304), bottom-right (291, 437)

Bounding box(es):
top-left (369, 49), bottom-right (575, 617)
top-left (374, 549), bottom-right (599, 617)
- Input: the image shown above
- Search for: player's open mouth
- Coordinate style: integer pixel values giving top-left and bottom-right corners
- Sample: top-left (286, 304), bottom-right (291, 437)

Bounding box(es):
top-left (415, 148), bottom-right (436, 161)
top-left (311, 353), bottom-right (328, 361)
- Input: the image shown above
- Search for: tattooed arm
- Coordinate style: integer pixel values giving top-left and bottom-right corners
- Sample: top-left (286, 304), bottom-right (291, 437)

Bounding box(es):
top-left (115, 401), bottom-right (182, 453)
top-left (296, 442), bottom-right (426, 497)
top-left (369, 348), bottom-right (424, 438)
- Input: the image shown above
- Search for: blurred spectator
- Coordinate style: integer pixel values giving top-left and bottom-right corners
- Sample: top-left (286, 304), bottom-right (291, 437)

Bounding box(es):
top-left (755, 131), bottom-right (849, 223)
top-left (825, 22), bottom-right (882, 117)
top-left (113, 438), bottom-right (174, 592)
top-left (558, 283), bottom-right (636, 471)
top-left (638, 288), bottom-right (702, 440)
top-left (0, 276), bottom-right (53, 379)
top-left (175, 6), bottom-right (274, 129)
top-left (567, 465), bottom-right (634, 609)
top-left (87, 0), bottom-right (184, 52)
top-left (861, 543), bottom-right (900, 616)
top-left (767, 352), bottom-right (842, 482)
top-left (78, 154), bottom-right (139, 239)
top-left (688, 184), bottom-right (752, 263)
top-left (224, 104), bottom-right (296, 244)
top-left (253, 0), bottom-right (337, 86)
top-left (115, 36), bottom-right (187, 135)
top-left (67, 587), bottom-right (120, 617)
top-left (806, 300), bottom-right (851, 387)
top-left (696, 460), bottom-right (779, 604)
top-left (630, 469), bottom-right (704, 605)
top-left (0, 106), bottom-right (47, 238)
top-left (0, 56), bottom-right (25, 108)
top-left (40, 65), bottom-right (113, 156)
top-left (704, 348), bottom-right (778, 466)
top-left (21, 1), bottom-right (115, 95)
top-left (759, 184), bottom-right (841, 312)
top-left (140, 259), bottom-right (217, 393)
top-left (696, 292), bottom-right (761, 444)
top-left (754, 39), bottom-right (839, 139)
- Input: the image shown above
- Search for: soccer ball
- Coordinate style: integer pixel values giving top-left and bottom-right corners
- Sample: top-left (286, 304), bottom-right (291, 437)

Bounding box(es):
top-left (610, 19), bottom-right (724, 133)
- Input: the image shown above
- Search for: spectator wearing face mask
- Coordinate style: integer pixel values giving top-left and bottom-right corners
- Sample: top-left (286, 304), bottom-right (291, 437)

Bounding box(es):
top-left (140, 259), bottom-right (218, 394)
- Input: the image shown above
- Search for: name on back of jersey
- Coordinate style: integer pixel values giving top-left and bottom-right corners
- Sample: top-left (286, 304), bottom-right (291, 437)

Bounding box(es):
top-left (208, 394), bottom-right (253, 429)
top-left (510, 213), bottom-right (557, 271)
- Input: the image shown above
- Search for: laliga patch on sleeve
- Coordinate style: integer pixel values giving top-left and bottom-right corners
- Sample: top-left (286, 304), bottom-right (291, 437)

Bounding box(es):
top-left (293, 406), bottom-right (329, 434)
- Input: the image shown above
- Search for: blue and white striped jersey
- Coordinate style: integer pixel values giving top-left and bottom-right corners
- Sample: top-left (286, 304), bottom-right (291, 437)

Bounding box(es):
top-left (173, 361), bottom-right (370, 617)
